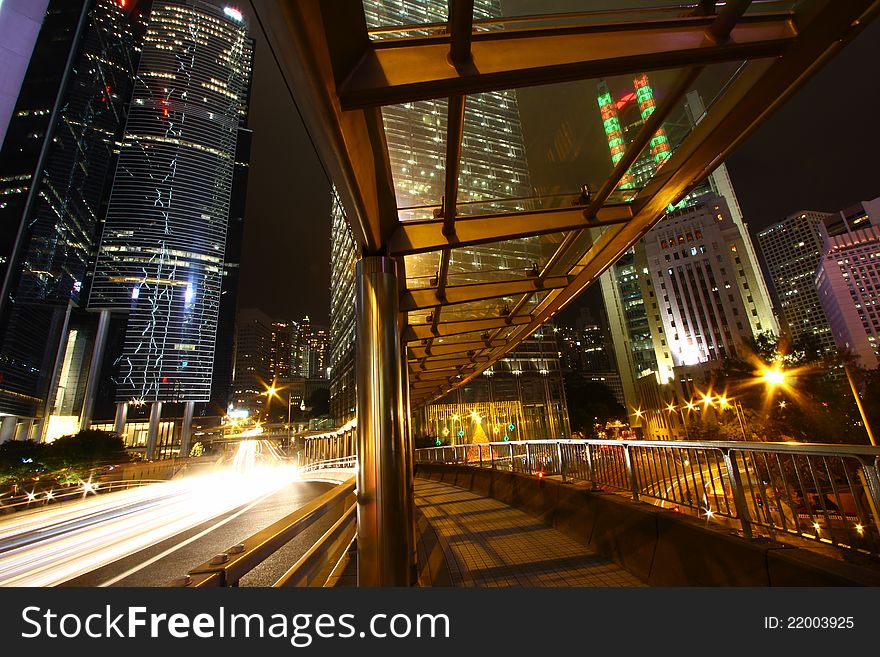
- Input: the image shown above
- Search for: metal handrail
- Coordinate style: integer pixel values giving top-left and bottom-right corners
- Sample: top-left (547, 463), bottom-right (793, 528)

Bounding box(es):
top-left (274, 502), bottom-right (357, 587)
top-left (0, 479), bottom-right (168, 514)
top-left (416, 439), bottom-right (880, 558)
top-left (300, 455), bottom-right (357, 472)
top-left (175, 475), bottom-right (356, 587)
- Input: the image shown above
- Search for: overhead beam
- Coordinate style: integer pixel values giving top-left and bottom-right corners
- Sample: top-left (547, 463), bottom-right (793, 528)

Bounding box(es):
top-left (389, 204), bottom-right (632, 256)
top-left (403, 314), bottom-right (532, 342)
top-left (401, 275), bottom-right (572, 312)
top-left (338, 14), bottom-right (796, 108)
top-left (409, 338), bottom-right (505, 359)
top-left (412, 355), bottom-right (489, 371)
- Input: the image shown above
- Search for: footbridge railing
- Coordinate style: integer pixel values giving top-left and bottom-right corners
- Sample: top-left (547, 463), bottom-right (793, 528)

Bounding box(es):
top-left (416, 439), bottom-right (880, 559)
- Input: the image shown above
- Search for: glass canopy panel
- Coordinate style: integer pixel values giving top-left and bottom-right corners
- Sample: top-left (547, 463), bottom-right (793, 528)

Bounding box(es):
top-left (437, 297), bottom-right (514, 322)
top-left (475, 1), bottom-right (799, 25)
top-left (404, 251), bottom-right (441, 289)
top-left (445, 233), bottom-right (566, 286)
top-left (363, 1), bottom-right (449, 34)
top-left (381, 98), bottom-right (448, 210)
top-left (454, 66), bottom-right (715, 212)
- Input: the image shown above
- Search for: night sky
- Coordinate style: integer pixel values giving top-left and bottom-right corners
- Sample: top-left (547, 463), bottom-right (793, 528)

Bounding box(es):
top-left (237, 6), bottom-right (880, 326)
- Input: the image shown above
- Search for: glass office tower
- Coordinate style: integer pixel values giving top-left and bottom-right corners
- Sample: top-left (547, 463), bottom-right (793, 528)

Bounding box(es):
top-left (0, 0), bottom-right (145, 433)
top-left (89, 1), bottom-right (252, 407)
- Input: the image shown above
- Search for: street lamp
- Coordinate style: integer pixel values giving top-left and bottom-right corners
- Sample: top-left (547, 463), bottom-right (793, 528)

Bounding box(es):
top-left (762, 368), bottom-right (786, 386)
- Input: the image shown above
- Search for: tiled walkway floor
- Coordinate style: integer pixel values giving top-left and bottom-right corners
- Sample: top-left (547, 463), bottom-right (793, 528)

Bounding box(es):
top-left (415, 478), bottom-right (644, 587)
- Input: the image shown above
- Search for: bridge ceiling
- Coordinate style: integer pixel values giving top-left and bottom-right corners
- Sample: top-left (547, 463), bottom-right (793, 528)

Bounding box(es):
top-left (254, 0), bottom-right (879, 407)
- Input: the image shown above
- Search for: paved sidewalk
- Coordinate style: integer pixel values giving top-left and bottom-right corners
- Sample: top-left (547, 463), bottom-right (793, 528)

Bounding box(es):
top-left (415, 478), bottom-right (644, 587)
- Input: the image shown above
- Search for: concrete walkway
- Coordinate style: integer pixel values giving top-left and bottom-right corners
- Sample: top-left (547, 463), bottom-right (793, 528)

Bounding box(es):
top-left (415, 478), bottom-right (644, 587)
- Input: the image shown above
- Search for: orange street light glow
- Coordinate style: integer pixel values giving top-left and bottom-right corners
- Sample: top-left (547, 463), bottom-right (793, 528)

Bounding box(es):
top-left (763, 368), bottom-right (785, 385)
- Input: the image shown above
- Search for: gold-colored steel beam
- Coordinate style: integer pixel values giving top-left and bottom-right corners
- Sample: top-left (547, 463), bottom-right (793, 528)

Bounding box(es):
top-left (338, 14), bottom-right (796, 108)
top-left (389, 204), bottom-right (632, 256)
top-left (401, 275), bottom-right (572, 312)
top-left (409, 339), bottom-right (504, 359)
top-left (404, 314), bottom-right (532, 342)
top-left (437, 0), bottom-right (880, 404)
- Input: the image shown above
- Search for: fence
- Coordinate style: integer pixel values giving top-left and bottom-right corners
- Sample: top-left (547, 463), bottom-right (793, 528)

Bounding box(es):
top-left (416, 439), bottom-right (880, 558)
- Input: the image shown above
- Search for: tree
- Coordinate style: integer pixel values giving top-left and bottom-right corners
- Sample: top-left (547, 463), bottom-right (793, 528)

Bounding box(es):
top-left (563, 373), bottom-right (626, 438)
top-left (304, 388), bottom-right (330, 418)
top-left (42, 430), bottom-right (131, 481)
top-left (703, 333), bottom-right (869, 444)
top-left (0, 440), bottom-right (45, 487)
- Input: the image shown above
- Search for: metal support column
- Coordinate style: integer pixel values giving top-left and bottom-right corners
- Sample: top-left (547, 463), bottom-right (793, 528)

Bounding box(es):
top-left (400, 344), bottom-right (416, 582)
top-left (146, 402), bottom-right (162, 460)
top-left (113, 402), bottom-right (128, 437)
top-left (79, 309), bottom-right (111, 431)
top-left (0, 416), bottom-right (17, 443)
top-left (36, 302), bottom-right (74, 442)
top-left (180, 401), bottom-right (195, 458)
top-left (355, 256), bottom-right (411, 587)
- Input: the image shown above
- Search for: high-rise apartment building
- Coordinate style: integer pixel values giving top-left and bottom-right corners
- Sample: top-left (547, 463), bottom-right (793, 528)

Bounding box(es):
top-left (0, 0), bottom-right (146, 440)
top-left (816, 215), bottom-right (880, 367)
top-left (328, 0), bottom-right (570, 438)
top-left (88, 1), bottom-right (253, 452)
top-left (231, 307), bottom-right (272, 414)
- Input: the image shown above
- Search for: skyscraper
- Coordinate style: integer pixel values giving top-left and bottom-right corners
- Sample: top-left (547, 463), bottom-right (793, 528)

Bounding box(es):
top-left (0, 0), bottom-right (146, 440)
top-left (597, 79), bottom-right (777, 410)
top-left (0, 0), bottom-right (50, 148)
top-left (756, 210), bottom-right (835, 351)
top-left (816, 222), bottom-right (880, 367)
top-left (329, 190), bottom-right (357, 424)
top-left (231, 307), bottom-right (272, 415)
top-left (88, 0), bottom-right (253, 453)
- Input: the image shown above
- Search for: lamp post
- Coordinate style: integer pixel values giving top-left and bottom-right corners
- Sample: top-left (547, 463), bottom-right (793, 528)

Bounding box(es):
top-left (844, 364), bottom-right (877, 446)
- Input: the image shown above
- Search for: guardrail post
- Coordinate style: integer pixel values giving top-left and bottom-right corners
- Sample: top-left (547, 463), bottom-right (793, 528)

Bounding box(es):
top-left (509, 442), bottom-right (515, 472)
top-left (524, 442), bottom-right (531, 475)
top-left (859, 462), bottom-right (880, 535)
top-left (557, 442), bottom-right (566, 482)
top-left (722, 450), bottom-right (753, 539)
top-left (623, 445), bottom-right (639, 502)
top-left (584, 443), bottom-right (597, 488)
top-left (478, 443), bottom-right (483, 467)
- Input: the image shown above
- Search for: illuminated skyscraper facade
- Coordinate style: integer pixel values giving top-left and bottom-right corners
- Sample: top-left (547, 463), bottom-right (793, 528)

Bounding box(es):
top-left (757, 210), bottom-right (836, 351)
top-left (0, 0), bottom-right (145, 434)
top-left (329, 191), bottom-right (357, 424)
top-left (816, 221), bottom-right (880, 367)
top-left (89, 1), bottom-right (252, 409)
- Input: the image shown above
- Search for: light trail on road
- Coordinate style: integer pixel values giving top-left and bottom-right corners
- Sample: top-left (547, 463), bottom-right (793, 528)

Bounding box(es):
top-left (0, 440), bottom-right (299, 586)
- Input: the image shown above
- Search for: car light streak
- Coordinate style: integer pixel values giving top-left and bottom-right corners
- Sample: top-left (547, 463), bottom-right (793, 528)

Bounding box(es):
top-left (0, 441), bottom-right (298, 586)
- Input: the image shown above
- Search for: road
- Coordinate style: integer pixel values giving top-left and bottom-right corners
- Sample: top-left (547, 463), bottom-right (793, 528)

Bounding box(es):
top-left (63, 479), bottom-right (332, 587)
top-left (0, 440), bottom-right (335, 587)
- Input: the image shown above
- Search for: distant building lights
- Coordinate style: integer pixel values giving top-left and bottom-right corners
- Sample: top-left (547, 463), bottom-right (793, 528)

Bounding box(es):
top-left (223, 6), bottom-right (243, 22)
